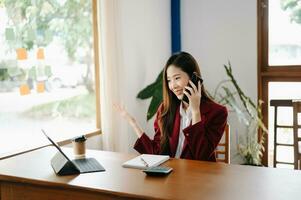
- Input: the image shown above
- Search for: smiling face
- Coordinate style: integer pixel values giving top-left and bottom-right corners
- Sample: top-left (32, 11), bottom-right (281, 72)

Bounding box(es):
top-left (166, 65), bottom-right (190, 100)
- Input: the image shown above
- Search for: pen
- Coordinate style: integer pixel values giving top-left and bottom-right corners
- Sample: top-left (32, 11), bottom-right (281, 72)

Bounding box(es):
top-left (140, 157), bottom-right (149, 167)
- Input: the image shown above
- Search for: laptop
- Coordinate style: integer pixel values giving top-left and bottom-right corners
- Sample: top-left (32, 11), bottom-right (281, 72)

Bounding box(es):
top-left (41, 129), bottom-right (105, 175)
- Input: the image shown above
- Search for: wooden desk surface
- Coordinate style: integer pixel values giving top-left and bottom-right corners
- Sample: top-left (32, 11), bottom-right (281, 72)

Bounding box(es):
top-left (0, 146), bottom-right (301, 200)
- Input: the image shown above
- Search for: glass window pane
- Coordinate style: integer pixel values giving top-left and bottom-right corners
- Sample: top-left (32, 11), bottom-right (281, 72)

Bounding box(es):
top-left (269, 0), bottom-right (301, 65)
top-left (269, 82), bottom-right (301, 99)
top-left (276, 128), bottom-right (293, 144)
top-left (277, 107), bottom-right (293, 126)
top-left (0, 1), bottom-right (96, 156)
top-left (276, 146), bottom-right (294, 163)
top-left (268, 82), bottom-right (301, 167)
top-left (298, 113), bottom-right (301, 125)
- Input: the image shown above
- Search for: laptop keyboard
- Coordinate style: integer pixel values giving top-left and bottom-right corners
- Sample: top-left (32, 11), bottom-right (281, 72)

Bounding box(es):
top-left (72, 158), bottom-right (105, 173)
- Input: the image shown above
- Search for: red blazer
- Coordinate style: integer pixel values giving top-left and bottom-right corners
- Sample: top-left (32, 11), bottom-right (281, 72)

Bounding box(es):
top-left (134, 100), bottom-right (228, 161)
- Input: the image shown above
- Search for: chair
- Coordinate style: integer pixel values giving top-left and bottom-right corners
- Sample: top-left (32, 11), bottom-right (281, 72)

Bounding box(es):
top-left (270, 100), bottom-right (294, 168)
top-left (215, 123), bottom-right (230, 164)
top-left (292, 100), bottom-right (301, 169)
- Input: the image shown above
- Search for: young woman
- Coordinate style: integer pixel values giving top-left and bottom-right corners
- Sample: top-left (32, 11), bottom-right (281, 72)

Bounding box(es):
top-left (115, 52), bottom-right (228, 161)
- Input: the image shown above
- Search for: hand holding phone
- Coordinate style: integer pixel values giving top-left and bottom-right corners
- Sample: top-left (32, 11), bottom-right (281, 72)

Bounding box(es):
top-left (182, 72), bottom-right (203, 104)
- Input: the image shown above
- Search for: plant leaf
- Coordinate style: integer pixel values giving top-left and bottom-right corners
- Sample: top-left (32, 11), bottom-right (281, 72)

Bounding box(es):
top-left (147, 85), bottom-right (162, 120)
top-left (137, 81), bottom-right (160, 99)
top-left (137, 71), bottom-right (163, 100)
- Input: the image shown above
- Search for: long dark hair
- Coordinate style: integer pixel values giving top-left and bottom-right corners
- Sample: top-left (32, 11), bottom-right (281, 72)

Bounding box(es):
top-left (159, 52), bottom-right (212, 154)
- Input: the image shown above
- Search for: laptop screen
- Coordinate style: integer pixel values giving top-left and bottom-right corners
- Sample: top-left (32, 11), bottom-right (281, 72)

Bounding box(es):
top-left (42, 129), bottom-right (105, 175)
top-left (41, 129), bottom-right (72, 162)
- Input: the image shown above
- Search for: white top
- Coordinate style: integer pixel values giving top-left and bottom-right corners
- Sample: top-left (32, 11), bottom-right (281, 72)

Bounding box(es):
top-left (175, 103), bottom-right (192, 158)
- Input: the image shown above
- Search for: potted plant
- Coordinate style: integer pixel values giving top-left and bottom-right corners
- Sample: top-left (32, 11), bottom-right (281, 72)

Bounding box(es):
top-left (212, 62), bottom-right (268, 165)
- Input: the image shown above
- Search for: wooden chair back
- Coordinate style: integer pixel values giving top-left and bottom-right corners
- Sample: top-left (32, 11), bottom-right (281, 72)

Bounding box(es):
top-left (292, 100), bottom-right (301, 169)
top-left (215, 123), bottom-right (230, 164)
top-left (270, 99), bottom-right (295, 168)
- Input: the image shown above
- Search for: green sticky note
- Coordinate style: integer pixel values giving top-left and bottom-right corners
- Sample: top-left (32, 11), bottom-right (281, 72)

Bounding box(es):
top-left (28, 66), bottom-right (37, 80)
top-left (36, 65), bottom-right (45, 77)
top-left (5, 60), bottom-right (17, 68)
top-left (44, 31), bottom-right (53, 42)
top-left (27, 28), bottom-right (36, 41)
top-left (5, 28), bottom-right (15, 41)
top-left (8, 67), bottom-right (22, 77)
top-left (45, 65), bottom-right (52, 77)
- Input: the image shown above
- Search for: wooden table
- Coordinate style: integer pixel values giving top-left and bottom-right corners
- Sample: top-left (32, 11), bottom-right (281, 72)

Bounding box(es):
top-left (0, 146), bottom-right (301, 200)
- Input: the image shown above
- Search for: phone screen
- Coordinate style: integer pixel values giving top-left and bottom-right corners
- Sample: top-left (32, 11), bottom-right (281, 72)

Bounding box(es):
top-left (182, 72), bottom-right (203, 103)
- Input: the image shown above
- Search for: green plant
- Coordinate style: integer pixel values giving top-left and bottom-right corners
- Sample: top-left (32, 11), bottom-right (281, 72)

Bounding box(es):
top-left (213, 62), bottom-right (268, 165)
top-left (281, 0), bottom-right (301, 24)
top-left (137, 70), bottom-right (163, 121)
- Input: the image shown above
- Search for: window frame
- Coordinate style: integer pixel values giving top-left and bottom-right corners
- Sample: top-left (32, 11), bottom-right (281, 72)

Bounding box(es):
top-left (258, 0), bottom-right (301, 166)
top-left (92, 0), bottom-right (101, 132)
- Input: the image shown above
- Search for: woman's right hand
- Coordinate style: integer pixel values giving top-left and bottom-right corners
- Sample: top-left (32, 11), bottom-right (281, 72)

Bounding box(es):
top-left (113, 104), bottom-right (144, 137)
top-left (113, 104), bottom-right (136, 124)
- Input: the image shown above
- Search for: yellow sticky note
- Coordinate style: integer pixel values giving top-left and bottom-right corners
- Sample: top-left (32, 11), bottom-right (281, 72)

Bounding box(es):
top-left (36, 82), bottom-right (45, 93)
top-left (16, 48), bottom-right (27, 60)
top-left (37, 48), bottom-right (45, 60)
top-left (19, 84), bottom-right (30, 95)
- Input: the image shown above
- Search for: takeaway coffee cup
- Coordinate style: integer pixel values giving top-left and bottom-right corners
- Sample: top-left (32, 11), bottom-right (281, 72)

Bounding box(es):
top-left (72, 135), bottom-right (87, 159)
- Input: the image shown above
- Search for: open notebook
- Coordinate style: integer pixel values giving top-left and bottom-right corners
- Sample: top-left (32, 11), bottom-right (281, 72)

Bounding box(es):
top-left (122, 154), bottom-right (170, 170)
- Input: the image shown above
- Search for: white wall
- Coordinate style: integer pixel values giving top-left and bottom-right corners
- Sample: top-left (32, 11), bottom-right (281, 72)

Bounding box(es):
top-left (181, 0), bottom-right (257, 162)
top-left (108, 0), bottom-right (257, 162)
top-left (114, 0), bottom-right (171, 153)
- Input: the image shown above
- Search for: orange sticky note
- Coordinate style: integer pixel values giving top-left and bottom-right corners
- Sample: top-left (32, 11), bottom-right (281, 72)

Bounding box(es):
top-left (19, 84), bottom-right (30, 95)
top-left (37, 48), bottom-right (45, 60)
top-left (36, 82), bottom-right (45, 93)
top-left (16, 48), bottom-right (27, 60)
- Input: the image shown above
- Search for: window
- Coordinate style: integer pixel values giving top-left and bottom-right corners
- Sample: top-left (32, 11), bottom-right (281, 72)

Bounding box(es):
top-left (258, 0), bottom-right (301, 166)
top-left (269, 0), bottom-right (301, 66)
top-left (0, 0), bottom-right (100, 157)
top-left (269, 83), bottom-right (301, 168)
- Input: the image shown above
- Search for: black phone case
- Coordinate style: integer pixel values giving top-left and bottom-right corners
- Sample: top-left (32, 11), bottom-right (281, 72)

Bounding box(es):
top-left (182, 72), bottom-right (203, 103)
top-left (143, 166), bottom-right (173, 176)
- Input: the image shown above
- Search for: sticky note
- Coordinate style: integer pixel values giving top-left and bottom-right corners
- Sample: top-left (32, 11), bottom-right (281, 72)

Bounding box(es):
top-left (8, 67), bottom-right (22, 77)
top-left (45, 31), bottom-right (52, 42)
top-left (5, 28), bottom-right (15, 41)
top-left (19, 84), bottom-right (30, 95)
top-left (36, 65), bottom-right (45, 77)
top-left (28, 66), bottom-right (37, 80)
top-left (5, 59), bottom-right (17, 68)
top-left (36, 82), bottom-right (45, 93)
top-left (45, 65), bottom-right (52, 77)
top-left (16, 48), bottom-right (27, 60)
top-left (27, 28), bottom-right (36, 41)
top-left (37, 48), bottom-right (45, 59)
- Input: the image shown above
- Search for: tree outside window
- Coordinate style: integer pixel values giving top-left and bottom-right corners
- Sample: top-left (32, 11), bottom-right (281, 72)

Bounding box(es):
top-left (0, 0), bottom-right (98, 156)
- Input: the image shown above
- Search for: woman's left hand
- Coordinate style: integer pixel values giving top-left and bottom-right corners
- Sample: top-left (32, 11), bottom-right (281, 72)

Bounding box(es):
top-left (183, 80), bottom-right (202, 114)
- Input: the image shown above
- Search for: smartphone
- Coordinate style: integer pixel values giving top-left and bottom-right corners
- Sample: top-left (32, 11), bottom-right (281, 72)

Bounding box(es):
top-left (182, 72), bottom-right (203, 103)
top-left (143, 166), bottom-right (173, 176)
